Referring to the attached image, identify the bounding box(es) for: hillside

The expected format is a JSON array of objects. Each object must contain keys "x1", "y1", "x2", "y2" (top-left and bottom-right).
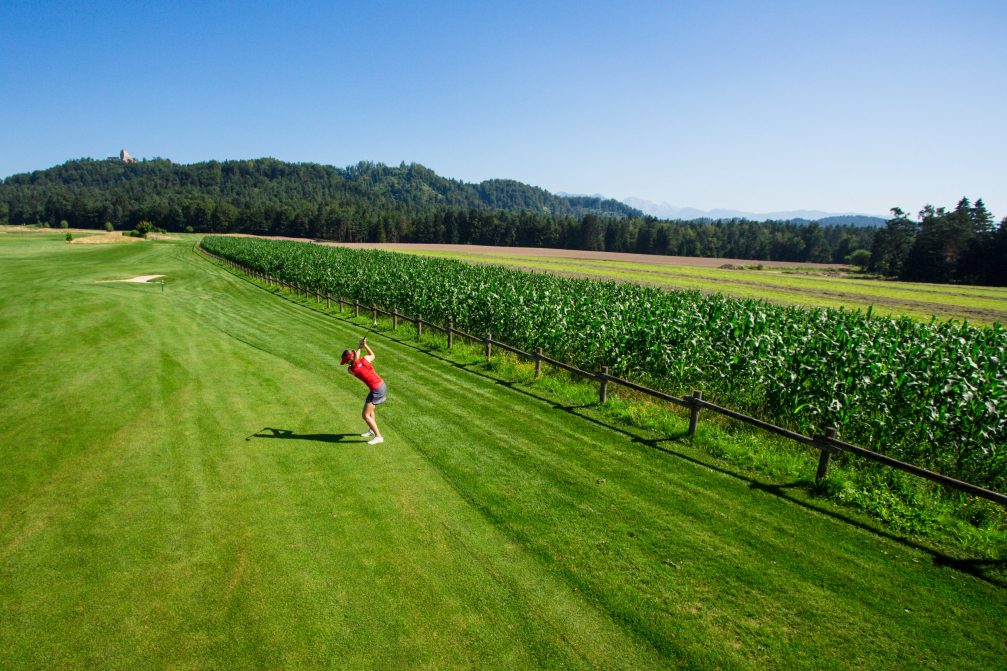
[
  {"x1": 817, "y1": 214, "x2": 886, "y2": 227},
  {"x1": 0, "y1": 156, "x2": 880, "y2": 264},
  {"x1": 0, "y1": 157, "x2": 640, "y2": 229}
]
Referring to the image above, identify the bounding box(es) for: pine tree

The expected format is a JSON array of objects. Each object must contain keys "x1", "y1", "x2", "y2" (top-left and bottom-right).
[
  {"x1": 870, "y1": 208, "x2": 917, "y2": 277},
  {"x1": 970, "y1": 198, "x2": 994, "y2": 234}
]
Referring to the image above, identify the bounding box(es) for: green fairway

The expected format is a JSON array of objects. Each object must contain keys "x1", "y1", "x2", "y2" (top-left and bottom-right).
[{"x1": 1, "y1": 232, "x2": 1005, "y2": 669}]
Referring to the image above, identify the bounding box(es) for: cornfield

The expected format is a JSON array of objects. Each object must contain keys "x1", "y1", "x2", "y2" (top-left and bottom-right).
[{"x1": 202, "y1": 236, "x2": 1007, "y2": 490}]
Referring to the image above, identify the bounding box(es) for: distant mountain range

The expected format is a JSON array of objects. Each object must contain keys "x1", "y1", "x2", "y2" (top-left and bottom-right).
[{"x1": 620, "y1": 197, "x2": 887, "y2": 227}]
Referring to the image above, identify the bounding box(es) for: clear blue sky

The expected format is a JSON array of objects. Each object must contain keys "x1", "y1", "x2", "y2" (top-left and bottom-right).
[{"x1": 2, "y1": 0, "x2": 1005, "y2": 218}]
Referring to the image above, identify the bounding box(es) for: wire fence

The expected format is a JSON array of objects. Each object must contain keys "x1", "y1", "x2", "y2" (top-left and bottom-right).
[{"x1": 197, "y1": 242, "x2": 1007, "y2": 508}]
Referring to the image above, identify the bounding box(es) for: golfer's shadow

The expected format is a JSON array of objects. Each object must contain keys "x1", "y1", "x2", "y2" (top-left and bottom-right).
[{"x1": 248, "y1": 427, "x2": 363, "y2": 444}]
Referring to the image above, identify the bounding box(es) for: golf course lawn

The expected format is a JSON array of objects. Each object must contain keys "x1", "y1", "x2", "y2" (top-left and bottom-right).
[{"x1": 1, "y1": 232, "x2": 1004, "y2": 669}]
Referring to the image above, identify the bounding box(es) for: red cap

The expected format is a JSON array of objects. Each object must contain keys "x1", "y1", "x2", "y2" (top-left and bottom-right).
[{"x1": 340, "y1": 351, "x2": 355, "y2": 365}]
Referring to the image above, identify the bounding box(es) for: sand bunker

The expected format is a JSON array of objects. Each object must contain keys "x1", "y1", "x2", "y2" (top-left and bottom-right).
[{"x1": 98, "y1": 275, "x2": 165, "y2": 283}]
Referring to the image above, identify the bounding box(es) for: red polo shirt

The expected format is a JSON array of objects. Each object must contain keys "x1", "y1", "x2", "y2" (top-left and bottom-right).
[{"x1": 350, "y1": 357, "x2": 384, "y2": 391}]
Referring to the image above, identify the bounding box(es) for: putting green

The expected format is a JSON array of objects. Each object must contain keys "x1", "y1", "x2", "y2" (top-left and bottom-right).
[{"x1": 0, "y1": 233, "x2": 1003, "y2": 669}]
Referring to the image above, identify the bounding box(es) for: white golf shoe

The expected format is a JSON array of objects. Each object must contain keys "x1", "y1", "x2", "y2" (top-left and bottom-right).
[
  {"x1": 360, "y1": 430, "x2": 374, "y2": 437},
  {"x1": 368, "y1": 436, "x2": 384, "y2": 445}
]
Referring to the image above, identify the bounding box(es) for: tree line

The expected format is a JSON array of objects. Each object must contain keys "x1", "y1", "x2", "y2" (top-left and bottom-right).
[
  {"x1": 3, "y1": 157, "x2": 1004, "y2": 281},
  {"x1": 0, "y1": 157, "x2": 874, "y2": 264},
  {"x1": 870, "y1": 199, "x2": 1007, "y2": 285},
  {"x1": 0, "y1": 157, "x2": 639, "y2": 225}
]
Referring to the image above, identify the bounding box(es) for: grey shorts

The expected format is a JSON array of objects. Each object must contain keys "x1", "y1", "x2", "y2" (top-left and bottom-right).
[{"x1": 366, "y1": 383, "x2": 387, "y2": 406}]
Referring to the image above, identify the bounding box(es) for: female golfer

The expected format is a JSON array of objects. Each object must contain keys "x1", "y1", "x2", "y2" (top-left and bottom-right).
[{"x1": 341, "y1": 337, "x2": 386, "y2": 445}]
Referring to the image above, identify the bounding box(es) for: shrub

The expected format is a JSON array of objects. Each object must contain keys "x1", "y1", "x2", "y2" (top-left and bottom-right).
[
  {"x1": 846, "y1": 249, "x2": 872, "y2": 269},
  {"x1": 132, "y1": 220, "x2": 166, "y2": 238}
]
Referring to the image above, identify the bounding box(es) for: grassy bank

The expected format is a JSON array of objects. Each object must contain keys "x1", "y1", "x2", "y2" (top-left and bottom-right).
[{"x1": 275, "y1": 263, "x2": 1006, "y2": 562}]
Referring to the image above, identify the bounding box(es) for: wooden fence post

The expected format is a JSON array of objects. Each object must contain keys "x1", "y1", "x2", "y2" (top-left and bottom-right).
[
  {"x1": 816, "y1": 427, "x2": 838, "y2": 482},
  {"x1": 326, "y1": 294, "x2": 331, "y2": 309},
  {"x1": 316, "y1": 289, "x2": 320, "y2": 304},
  {"x1": 418, "y1": 315, "x2": 423, "y2": 339},
  {"x1": 535, "y1": 348, "x2": 543, "y2": 378},
  {"x1": 599, "y1": 366, "x2": 609, "y2": 403},
  {"x1": 392, "y1": 309, "x2": 398, "y2": 331},
  {"x1": 354, "y1": 302, "x2": 360, "y2": 318},
  {"x1": 688, "y1": 390, "x2": 703, "y2": 436},
  {"x1": 371, "y1": 305, "x2": 377, "y2": 324},
  {"x1": 485, "y1": 333, "x2": 492, "y2": 361},
  {"x1": 447, "y1": 320, "x2": 453, "y2": 348}
]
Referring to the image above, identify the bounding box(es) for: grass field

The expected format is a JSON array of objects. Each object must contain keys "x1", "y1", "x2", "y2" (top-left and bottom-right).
[
  {"x1": 326, "y1": 243, "x2": 1007, "y2": 325},
  {"x1": 2, "y1": 230, "x2": 1005, "y2": 669}
]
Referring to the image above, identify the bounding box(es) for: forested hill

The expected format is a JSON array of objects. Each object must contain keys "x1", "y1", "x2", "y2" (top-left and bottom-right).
[
  {"x1": 4, "y1": 157, "x2": 1002, "y2": 283},
  {"x1": 0, "y1": 156, "x2": 881, "y2": 264},
  {"x1": 817, "y1": 215, "x2": 886, "y2": 228},
  {"x1": 0, "y1": 157, "x2": 640, "y2": 226}
]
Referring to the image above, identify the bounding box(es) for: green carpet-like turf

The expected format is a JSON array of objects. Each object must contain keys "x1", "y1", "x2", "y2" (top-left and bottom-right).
[{"x1": 1, "y1": 232, "x2": 1004, "y2": 669}]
